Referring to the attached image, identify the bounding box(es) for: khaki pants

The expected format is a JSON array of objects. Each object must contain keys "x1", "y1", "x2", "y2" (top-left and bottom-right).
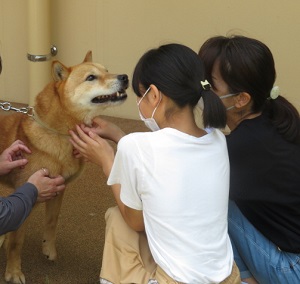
[
  {"x1": 100, "y1": 206, "x2": 241, "y2": 284},
  {"x1": 154, "y1": 264, "x2": 240, "y2": 284}
]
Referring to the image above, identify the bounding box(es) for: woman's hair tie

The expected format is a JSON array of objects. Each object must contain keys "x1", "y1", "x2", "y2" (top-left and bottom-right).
[
  {"x1": 268, "y1": 86, "x2": 280, "y2": 100},
  {"x1": 200, "y1": 80, "x2": 211, "y2": 91}
]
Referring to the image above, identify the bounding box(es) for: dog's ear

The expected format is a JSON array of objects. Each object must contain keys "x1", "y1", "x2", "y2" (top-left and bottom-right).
[
  {"x1": 52, "y1": 61, "x2": 70, "y2": 81},
  {"x1": 83, "y1": 51, "x2": 92, "y2": 62}
]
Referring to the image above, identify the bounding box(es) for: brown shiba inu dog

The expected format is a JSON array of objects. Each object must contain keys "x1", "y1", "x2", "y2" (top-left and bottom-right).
[{"x1": 0, "y1": 51, "x2": 128, "y2": 284}]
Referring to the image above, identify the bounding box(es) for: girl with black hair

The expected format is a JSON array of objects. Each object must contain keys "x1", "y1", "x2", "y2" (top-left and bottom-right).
[
  {"x1": 199, "y1": 35, "x2": 300, "y2": 284},
  {"x1": 70, "y1": 43, "x2": 240, "y2": 283}
]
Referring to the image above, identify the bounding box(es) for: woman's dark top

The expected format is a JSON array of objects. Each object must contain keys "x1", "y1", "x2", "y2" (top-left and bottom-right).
[{"x1": 227, "y1": 114, "x2": 300, "y2": 253}]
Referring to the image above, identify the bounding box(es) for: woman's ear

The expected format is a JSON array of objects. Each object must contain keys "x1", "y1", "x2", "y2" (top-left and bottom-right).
[
  {"x1": 148, "y1": 84, "x2": 162, "y2": 106},
  {"x1": 234, "y1": 92, "x2": 251, "y2": 108}
]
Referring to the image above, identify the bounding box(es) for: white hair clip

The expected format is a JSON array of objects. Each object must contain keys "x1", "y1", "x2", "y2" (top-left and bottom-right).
[
  {"x1": 269, "y1": 86, "x2": 280, "y2": 100},
  {"x1": 200, "y1": 80, "x2": 211, "y2": 91}
]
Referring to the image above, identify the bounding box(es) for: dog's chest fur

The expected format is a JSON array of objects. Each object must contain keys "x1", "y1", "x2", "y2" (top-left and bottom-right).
[{"x1": 0, "y1": 112, "x2": 83, "y2": 188}]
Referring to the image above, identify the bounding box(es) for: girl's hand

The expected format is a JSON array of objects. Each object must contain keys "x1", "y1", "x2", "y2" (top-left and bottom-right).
[
  {"x1": 80, "y1": 117, "x2": 125, "y2": 144},
  {"x1": 69, "y1": 125, "x2": 115, "y2": 177}
]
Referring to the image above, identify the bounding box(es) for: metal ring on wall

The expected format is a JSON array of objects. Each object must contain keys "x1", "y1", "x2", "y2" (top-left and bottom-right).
[{"x1": 27, "y1": 45, "x2": 58, "y2": 62}]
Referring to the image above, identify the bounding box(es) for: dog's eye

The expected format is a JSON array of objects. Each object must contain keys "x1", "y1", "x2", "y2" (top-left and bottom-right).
[{"x1": 86, "y1": 75, "x2": 96, "y2": 81}]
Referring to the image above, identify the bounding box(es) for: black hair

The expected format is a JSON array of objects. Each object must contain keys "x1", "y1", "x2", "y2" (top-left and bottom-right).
[
  {"x1": 132, "y1": 43, "x2": 226, "y2": 128},
  {"x1": 199, "y1": 35, "x2": 300, "y2": 144},
  {"x1": 0, "y1": 55, "x2": 2, "y2": 74}
]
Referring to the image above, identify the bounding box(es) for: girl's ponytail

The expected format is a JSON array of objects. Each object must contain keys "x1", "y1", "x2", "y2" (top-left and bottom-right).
[{"x1": 200, "y1": 80, "x2": 227, "y2": 129}]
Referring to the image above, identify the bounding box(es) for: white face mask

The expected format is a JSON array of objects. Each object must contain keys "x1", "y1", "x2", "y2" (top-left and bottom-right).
[
  {"x1": 197, "y1": 97, "x2": 204, "y2": 111},
  {"x1": 137, "y1": 87, "x2": 162, "y2": 131},
  {"x1": 197, "y1": 93, "x2": 236, "y2": 111},
  {"x1": 219, "y1": 93, "x2": 236, "y2": 111}
]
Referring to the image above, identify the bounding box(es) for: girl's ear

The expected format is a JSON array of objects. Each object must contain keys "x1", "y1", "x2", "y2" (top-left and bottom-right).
[
  {"x1": 148, "y1": 84, "x2": 162, "y2": 106},
  {"x1": 234, "y1": 92, "x2": 251, "y2": 108}
]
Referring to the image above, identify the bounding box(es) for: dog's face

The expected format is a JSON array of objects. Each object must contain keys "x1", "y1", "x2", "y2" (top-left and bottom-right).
[{"x1": 51, "y1": 51, "x2": 128, "y2": 124}]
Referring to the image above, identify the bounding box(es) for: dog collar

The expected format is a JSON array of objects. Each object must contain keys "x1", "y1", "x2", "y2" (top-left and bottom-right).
[{"x1": 31, "y1": 108, "x2": 70, "y2": 137}]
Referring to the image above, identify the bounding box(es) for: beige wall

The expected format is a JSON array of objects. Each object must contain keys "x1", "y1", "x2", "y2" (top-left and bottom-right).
[
  {"x1": 0, "y1": 1, "x2": 28, "y2": 105},
  {"x1": 1, "y1": 0, "x2": 300, "y2": 119}
]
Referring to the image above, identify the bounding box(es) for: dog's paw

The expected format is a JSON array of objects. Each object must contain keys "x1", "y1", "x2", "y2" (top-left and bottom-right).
[
  {"x1": 5, "y1": 270, "x2": 26, "y2": 284},
  {"x1": 42, "y1": 239, "x2": 57, "y2": 260}
]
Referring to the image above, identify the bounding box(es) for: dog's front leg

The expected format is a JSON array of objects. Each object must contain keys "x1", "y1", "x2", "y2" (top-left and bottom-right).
[
  {"x1": 0, "y1": 234, "x2": 5, "y2": 248},
  {"x1": 42, "y1": 192, "x2": 64, "y2": 260},
  {"x1": 4, "y1": 221, "x2": 28, "y2": 284}
]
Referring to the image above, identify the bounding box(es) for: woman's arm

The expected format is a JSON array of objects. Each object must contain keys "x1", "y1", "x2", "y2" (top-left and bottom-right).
[{"x1": 0, "y1": 183, "x2": 37, "y2": 234}]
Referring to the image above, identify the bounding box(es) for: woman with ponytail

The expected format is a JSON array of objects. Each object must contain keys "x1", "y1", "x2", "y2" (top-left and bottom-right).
[
  {"x1": 70, "y1": 43, "x2": 240, "y2": 283},
  {"x1": 199, "y1": 35, "x2": 300, "y2": 284}
]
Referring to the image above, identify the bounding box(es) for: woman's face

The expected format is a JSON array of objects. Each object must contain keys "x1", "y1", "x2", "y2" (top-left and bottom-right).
[
  {"x1": 211, "y1": 62, "x2": 228, "y2": 96},
  {"x1": 211, "y1": 61, "x2": 235, "y2": 110}
]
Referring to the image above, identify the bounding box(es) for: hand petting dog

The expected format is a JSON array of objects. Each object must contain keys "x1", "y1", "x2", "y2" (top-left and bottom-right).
[
  {"x1": 0, "y1": 140, "x2": 31, "y2": 175},
  {"x1": 69, "y1": 124, "x2": 115, "y2": 178}
]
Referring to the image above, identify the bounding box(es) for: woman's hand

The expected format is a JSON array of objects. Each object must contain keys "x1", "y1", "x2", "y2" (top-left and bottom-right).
[
  {"x1": 69, "y1": 125, "x2": 115, "y2": 177},
  {"x1": 0, "y1": 140, "x2": 31, "y2": 175},
  {"x1": 27, "y1": 168, "x2": 66, "y2": 202}
]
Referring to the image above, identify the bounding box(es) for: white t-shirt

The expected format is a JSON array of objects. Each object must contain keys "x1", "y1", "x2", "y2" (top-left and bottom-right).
[{"x1": 107, "y1": 127, "x2": 233, "y2": 283}]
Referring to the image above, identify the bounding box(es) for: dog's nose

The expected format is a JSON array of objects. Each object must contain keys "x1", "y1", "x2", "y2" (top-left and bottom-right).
[{"x1": 118, "y1": 74, "x2": 129, "y2": 85}]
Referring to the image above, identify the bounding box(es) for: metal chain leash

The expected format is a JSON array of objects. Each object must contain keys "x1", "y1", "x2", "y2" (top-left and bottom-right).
[
  {"x1": 0, "y1": 102, "x2": 69, "y2": 136},
  {"x1": 0, "y1": 102, "x2": 34, "y2": 116}
]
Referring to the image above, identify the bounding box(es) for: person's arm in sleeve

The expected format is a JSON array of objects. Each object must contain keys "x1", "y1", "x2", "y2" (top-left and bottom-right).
[
  {"x1": 0, "y1": 183, "x2": 37, "y2": 234},
  {"x1": 0, "y1": 168, "x2": 65, "y2": 235}
]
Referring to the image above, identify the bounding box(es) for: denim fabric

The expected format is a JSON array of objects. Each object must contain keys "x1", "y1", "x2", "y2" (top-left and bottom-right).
[{"x1": 228, "y1": 201, "x2": 300, "y2": 284}]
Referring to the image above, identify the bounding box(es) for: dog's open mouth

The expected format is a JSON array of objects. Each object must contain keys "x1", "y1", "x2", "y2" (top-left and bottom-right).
[{"x1": 91, "y1": 91, "x2": 127, "y2": 104}]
